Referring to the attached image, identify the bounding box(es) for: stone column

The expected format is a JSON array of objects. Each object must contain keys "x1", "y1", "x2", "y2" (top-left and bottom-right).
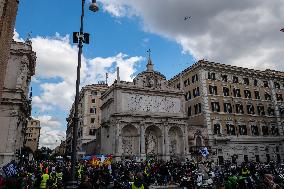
[
  {"x1": 164, "y1": 126, "x2": 170, "y2": 161},
  {"x1": 115, "y1": 122, "x2": 122, "y2": 161},
  {"x1": 183, "y1": 126, "x2": 189, "y2": 159},
  {"x1": 140, "y1": 124, "x2": 146, "y2": 160}
]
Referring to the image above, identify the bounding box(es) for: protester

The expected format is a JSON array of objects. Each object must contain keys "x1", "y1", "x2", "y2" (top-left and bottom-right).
[{"x1": 1, "y1": 156, "x2": 284, "y2": 189}]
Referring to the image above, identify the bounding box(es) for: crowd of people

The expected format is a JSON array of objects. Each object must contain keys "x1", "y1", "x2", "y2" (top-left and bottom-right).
[{"x1": 0, "y1": 157, "x2": 284, "y2": 189}]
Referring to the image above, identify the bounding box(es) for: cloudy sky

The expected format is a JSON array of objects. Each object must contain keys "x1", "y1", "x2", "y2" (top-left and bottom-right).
[{"x1": 15, "y1": 0, "x2": 284, "y2": 149}]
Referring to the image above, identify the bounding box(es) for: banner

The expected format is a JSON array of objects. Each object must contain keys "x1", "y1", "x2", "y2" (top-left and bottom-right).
[{"x1": 2, "y1": 162, "x2": 18, "y2": 177}]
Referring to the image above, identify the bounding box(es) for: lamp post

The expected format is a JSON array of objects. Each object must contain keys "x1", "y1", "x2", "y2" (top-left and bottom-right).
[{"x1": 69, "y1": 0, "x2": 99, "y2": 188}]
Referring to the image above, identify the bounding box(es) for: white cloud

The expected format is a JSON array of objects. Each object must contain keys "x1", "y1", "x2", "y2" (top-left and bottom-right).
[
  {"x1": 98, "y1": 0, "x2": 284, "y2": 71},
  {"x1": 35, "y1": 115, "x2": 65, "y2": 149},
  {"x1": 17, "y1": 32, "x2": 143, "y2": 148},
  {"x1": 13, "y1": 29, "x2": 24, "y2": 42},
  {"x1": 84, "y1": 53, "x2": 143, "y2": 85}
]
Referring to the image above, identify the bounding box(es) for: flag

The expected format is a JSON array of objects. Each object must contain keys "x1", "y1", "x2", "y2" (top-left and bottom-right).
[
  {"x1": 90, "y1": 155, "x2": 100, "y2": 167},
  {"x1": 200, "y1": 147, "x2": 209, "y2": 157},
  {"x1": 103, "y1": 154, "x2": 113, "y2": 166}
]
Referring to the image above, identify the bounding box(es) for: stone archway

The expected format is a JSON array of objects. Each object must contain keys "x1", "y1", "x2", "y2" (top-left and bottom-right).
[
  {"x1": 145, "y1": 125, "x2": 162, "y2": 156},
  {"x1": 121, "y1": 125, "x2": 139, "y2": 156},
  {"x1": 168, "y1": 126, "x2": 184, "y2": 156}
]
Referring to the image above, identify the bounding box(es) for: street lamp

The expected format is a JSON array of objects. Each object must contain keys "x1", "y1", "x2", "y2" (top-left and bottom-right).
[{"x1": 69, "y1": 0, "x2": 98, "y2": 188}]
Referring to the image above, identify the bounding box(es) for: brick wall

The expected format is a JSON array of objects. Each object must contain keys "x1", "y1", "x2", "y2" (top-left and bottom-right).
[{"x1": 0, "y1": 0, "x2": 19, "y2": 102}]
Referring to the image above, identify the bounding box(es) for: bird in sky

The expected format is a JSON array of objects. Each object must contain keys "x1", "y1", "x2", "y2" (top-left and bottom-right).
[{"x1": 184, "y1": 16, "x2": 191, "y2": 21}]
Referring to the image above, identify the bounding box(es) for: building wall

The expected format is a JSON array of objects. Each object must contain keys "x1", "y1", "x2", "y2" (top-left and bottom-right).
[
  {"x1": 0, "y1": 40, "x2": 36, "y2": 166},
  {"x1": 0, "y1": 0, "x2": 19, "y2": 102},
  {"x1": 169, "y1": 60, "x2": 284, "y2": 164},
  {"x1": 25, "y1": 119, "x2": 40, "y2": 152},
  {"x1": 66, "y1": 84, "x2": 108, "y2": 158}
]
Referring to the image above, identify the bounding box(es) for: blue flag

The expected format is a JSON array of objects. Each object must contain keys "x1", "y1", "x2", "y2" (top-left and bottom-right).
[{"x1": 199, "y1": 147, "x2": 209, "y2": 157}]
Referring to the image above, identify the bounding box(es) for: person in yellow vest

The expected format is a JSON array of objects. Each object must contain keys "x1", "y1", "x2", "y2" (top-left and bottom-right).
[
  {"x1": 241, "y1": 165, "x2": 250, "y2": 177},
  {"x1": 40, "y1": 172, "x2": 50, "y2": 189},
  {"x1": 132, "y1": 172, "x2": 149, "y2": 189}
]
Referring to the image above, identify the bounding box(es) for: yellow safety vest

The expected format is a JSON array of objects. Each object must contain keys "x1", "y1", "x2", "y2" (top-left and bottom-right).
[
  {"x1": 40, "y1": 173, "x2": 49, "y2": 189},
  {"x1": 132, "y1": 183, "x2": 144, "y2": 189}
]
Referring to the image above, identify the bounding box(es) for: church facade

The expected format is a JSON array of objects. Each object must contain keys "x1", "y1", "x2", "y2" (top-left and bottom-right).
[{"x1": 98, "y1": 57, "x2": 205, "y2": 161}]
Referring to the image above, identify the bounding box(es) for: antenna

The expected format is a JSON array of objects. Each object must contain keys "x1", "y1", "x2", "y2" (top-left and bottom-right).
[{"x1": 106, "y1": 73, "x2": 108, "y2": 85}]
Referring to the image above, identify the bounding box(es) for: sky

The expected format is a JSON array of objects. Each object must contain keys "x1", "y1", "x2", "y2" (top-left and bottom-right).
[{"x1": 14, "y1": 0, "x2": 284, "y2": 149}]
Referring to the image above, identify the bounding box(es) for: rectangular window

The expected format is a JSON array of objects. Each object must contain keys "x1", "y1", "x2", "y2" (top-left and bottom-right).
[
  {"x1": 194, "y1": 103, "x2": 202, "y2": 114},
  {"x1": 185, "y1": 91, "x2": 191, "y2": 101},
  {"x1": 188, "y1": 106, "x2": 191, "y2": 116},
  {"x1": 223, "y1": 87, "x2": 229, "y2": 96},
  {"x1": 92, "y1": 98, "x2": 96, "y2": 103},
  {"x1": 244, "y1": 90, "x2": 251, "y2": 98},
  {"x1": 90, "y1": 108, "x2": 94, "y2": 113},
  {"x1": 221, "y1": 74, "x2": 228, "y2": 82},
  {"x1": 265, "y1": 92, "x2": 271, "y2": 100},
  {"x1": 233, "y1": 88, "x2": 241, "y2": 97},
  {"x1": 208, "y1": 72, "x2": 216, "y2": 80},
  {"x1": 271, "y1": 126, "x2": 279, "y2": 136},
  {"x1": 224, "y1": 103, "x2": 232, "y2": 113},
  {"x1": 91, "y1": 118, "x2": 95, "y2": 123},
  {"x1": 243, "y1": 78, "x2": 249, "y2": 85},
  {"x1": 89, "y1": 129, "x2": 96, "y2": 135},
  {"x1": 211, "y1": 102, "x2": 220, "y2": 112},
  {"x1": 236, "y1": 104, "x2": 244, "y2": 114},
  {"x1": 267, "y1": 107, "x2": 275, "y2": 116},
  {"x1": 233, "y1": 76, "x2": 238, "y2": 83},
  {"x1": 239, "y1": 125, "x2": 247, "y2": 135},
  {"x1": 257, "y1": 106, "x2": 265, "y2": 115},
  {"x1": 254, "y1": 91, "x2": 260, "y2": 99},
  {"x1": 262, "y1": 126, "x2": 269, "y2": 136},
  {"x1": 209, "y1": 85, "x2": 217, "y2": 95},
  {"x1": 192, "y1": 74, "x2": 198, "y2": 83},
  {"x1": 247, "y1": 104, "x2": 255, "y2": 114},
  {"x1": 277, "y1": 94, "x2": 283, "y2": 101},
  {"x1": 251, "y1": 125, "x2": 259, "y2": 136},
  {"x1": 193, "y1": 87, "x2": 200, "y2": 97},
  {"x1": 214, "y1": 124, "x2": 221, "y2": 135},
  {"x1": 177, "y1": 83, "x2": 180, "y2": 89},
  {"x1": 226, "y1": 124, "x2": 235, "y2": 135},
  {"x1": 254, "y1": 79, "x2": 258, "y2": 86},
  {"x1": 263, "y1": 81, "x2": 269, "y2": 87}
]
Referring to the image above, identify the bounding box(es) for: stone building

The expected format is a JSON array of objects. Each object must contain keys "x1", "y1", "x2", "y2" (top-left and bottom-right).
[
  {"x1": 0, "y1": 40, "x2": 36, "y2": 165},
  {"x1": 53, "y1": 140, "x2": 66, "y2": 156},
  {"x1": 169, "y1": 60, "x2": 284, "y2": 164},
  {"x1": 66, "y1": 84, "x2": 108, "y2": 158},
  {"x1": 25, "y1": 118, "x2": 40, "y2": 153},
  {"x1": 0, "y1": 0, "x2": 19, "y2": 102},
  {"x1": 98, "y1": 57, "x2": 189, "y2": 161}
]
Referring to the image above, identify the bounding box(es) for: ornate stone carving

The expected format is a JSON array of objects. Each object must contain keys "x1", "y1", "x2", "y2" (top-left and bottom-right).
[{"x1": 145, "y1": 130, "x2": 158, "y2": 154}]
